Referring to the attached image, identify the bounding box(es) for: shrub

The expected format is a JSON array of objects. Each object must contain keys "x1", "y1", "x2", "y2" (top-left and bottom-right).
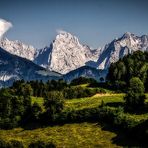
[
  {"x1": 8, "y1": 140, "x2": 24, "y2": 148},
  {"x1": 0, "y1": 139, "x2": 8, "y2": 148},
  {"x1": 31, "y1": 102, "x2": 42, "y2": 120},
  {"x1": 97, "y1": 106, "x2": 138, "y2": 130},
  {"x1": 124, "y1": 77, "x2": 146, "y2": 111},
  {"x1": 44, "y1": 91, "x2": 64, "y2": 121}
]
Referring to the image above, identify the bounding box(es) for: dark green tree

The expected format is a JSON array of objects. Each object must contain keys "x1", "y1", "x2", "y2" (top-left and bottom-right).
[
  {"x1": 44, "y1": 91, "x2": 64, "y2": 121},
  {"x1": 124, "y1": 77, "x2": 146, "y2": 110},
  {"x1": 31, "y1": 102, "x2": 42, "y2": 120},
  {"x1": 0, "y1": 89, "x2": 12, "y2": 118}
]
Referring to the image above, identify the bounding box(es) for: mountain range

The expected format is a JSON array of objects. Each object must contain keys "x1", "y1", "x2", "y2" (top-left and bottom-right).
[{"x1": 0, "y1": 31, "x2": 147, "y2": 87}]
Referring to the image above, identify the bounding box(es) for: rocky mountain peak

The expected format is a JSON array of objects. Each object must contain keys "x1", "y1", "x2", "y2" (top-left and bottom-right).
[
  {"x1": 97, "y1": 33, "x2": 148, "y2": 70},
  {"x1": 122, "y1": 32, "x2": 134, "y2": 38},
  {"x1": 53, "y1": 30, "x2": 80, "y2": 50},
  {"x1": 46, "y1": 31, "x2": 100, "y2": 74},
  {"x1": 0, "y1": 37, "x2": 36, "y2": 61}
]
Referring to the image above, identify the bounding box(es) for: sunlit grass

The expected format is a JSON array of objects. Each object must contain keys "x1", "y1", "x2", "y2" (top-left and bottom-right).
[
  {"x1": 0, "y1": 122, "x2": 120, "y2": 148},
  {"x1": 65, "y1": 93, "x2": 125, "y2": 110},
  {"x1": 31, "y1": 96, "x2": 44, "y2": 106}
]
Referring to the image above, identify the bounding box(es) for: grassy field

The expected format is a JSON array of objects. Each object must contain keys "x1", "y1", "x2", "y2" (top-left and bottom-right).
[
  {"x1": 65, "y1": 93, "x2": 125, "y2": 110},
  {"x1": 0, "y1": 122, "x2": 120, "y2": 148},
  {"x1": 1, "y1": 90, "x2": 148, "y2": 147}
]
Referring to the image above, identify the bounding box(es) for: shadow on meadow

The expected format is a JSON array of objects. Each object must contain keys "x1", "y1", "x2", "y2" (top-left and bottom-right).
[
  {"x1": 106, "y1": 102, "x2": 148, "y2": 114},
  {"x1": 99, "y1": 121, "x2": 148, "y2": 147},
  {"x1": 105, "y1": 102, "x2": 124, "y2": 108}
]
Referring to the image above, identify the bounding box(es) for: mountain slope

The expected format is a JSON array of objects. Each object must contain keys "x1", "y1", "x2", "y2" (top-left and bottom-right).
[
  {"x1": 63, "y1": 66, "x2": 107, "y2": 82},
  {"x1": 0, "y1": 47, "x2": 61, "y2": 87},
  {"x1": 97, "y1": 32, "x2": 148, "y2": 69}
]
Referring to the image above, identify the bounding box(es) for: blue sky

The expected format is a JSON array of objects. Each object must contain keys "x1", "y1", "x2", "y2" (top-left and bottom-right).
[{"x1": 0, "y1": 0, "x2": 148, "y2": 49}]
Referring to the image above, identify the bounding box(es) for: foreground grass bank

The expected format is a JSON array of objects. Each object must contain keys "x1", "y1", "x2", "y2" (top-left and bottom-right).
[{"x1": 0, "y1": 122, "x2": 119, "y2": 148}]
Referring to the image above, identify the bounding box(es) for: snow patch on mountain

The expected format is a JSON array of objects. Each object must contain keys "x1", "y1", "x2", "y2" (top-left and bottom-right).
[{"x1": 0, "y1": 73, "x2": 17, "y2": 81}]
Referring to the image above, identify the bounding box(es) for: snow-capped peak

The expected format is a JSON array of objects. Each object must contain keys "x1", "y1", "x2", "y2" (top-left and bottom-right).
[
  {"x1": 122, "y1": 32, "x2": 134, "y2": 38},
  {"x1": 34, "y1": 31, "x2": 100, "y2": 74},
  {"x1": 0, "y1": 37, "x2": 36, "y2": 61},
  {"x1": 55, "y1": 30, "x2": 80, "y2": 47},
  {"x1": 48, "y1": 31, "x2": 100, "y2": 74},
  {"x1": 97, "y1": 32, "x2": 148, "y2": 69}
]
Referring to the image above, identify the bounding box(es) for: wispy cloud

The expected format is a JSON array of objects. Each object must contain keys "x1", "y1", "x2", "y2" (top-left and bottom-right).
[
  {"x1": 56, "y1": 29, "x2": 67, "y2": 34},
  {"x1": 0, "y1": 18, "x2": 12, "y2": 39}
]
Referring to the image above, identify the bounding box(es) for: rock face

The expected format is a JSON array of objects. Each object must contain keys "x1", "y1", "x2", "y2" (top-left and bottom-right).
[
  {"x1": 97, "y1": 32, "x2": 148, "y2": 69},
  {"x1": 34, "y1": 31, "x2": 100, "y2": 74},
  {"x1": 34, "y1": 46, "x2": 52, "y2": 69},
  {"x1": 0, "y1": 47, "x2": 61, "y2": 88},
  {"x1": 0, "y1": 37, "x2": 36, "y2": 61}
]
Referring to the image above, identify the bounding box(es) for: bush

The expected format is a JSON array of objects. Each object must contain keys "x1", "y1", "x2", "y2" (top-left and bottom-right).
[
  {"x1": 97, "y1": 106, "x2": 138, "y2": 130},
  {"x1": 0, "y1": 116, "x2": 20, "y2": 129},
  {"x1": 44, "y1": 91, "x2": 64, "y2": 121},
  {"x1": 56, "y1": 105, "x2": 138, "y2": 131},
  {"x1": 8, "y1": 140, "x2": 24, "y2": 148},
  {"x1": 31, "y1": 102, "x2": 42, "y2": 120},
  {"x1": 0, "y1": 139, "x2": 8, "y2": 148},
  {"x1": 124, "y1": 77, "x2": 146, "y2": 111},
  {"x1": 56, "y1": 107, "x2": 100, "y2": 123}
]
